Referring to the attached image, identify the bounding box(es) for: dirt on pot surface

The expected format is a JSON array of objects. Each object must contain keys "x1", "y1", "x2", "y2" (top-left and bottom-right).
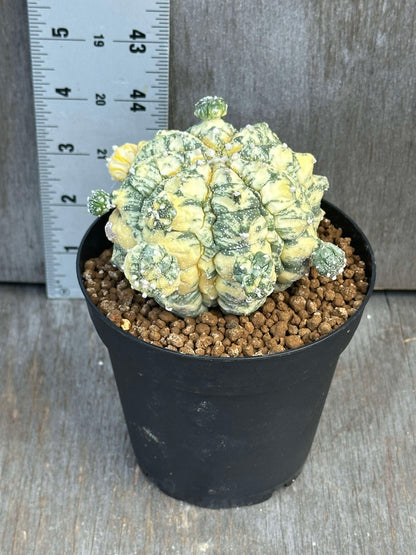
[{"x1": 82, "y1": 218, "x2": 369, "y2": 357}]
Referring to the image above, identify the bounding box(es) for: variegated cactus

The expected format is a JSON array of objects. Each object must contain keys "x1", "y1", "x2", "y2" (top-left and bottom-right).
[{"x1": 88, "y1": 96, "x2": 345, "y2": 317}]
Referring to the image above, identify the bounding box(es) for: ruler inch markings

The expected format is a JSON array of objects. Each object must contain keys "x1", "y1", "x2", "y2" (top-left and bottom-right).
[{"x1": 28, "y1": 0, "x2": 170, "y2": 299}]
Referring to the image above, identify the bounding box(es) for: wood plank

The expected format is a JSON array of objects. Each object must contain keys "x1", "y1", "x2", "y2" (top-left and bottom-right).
[
  {"x1": 1, "y1": 0, "x2": 416, "y2": 287},
  {"x1": 168, "y1": 0, "x2": 416, "y2": 289},
  {"x1": 1, "y1": 286, "x2": 415, "y2": 553},
  {"x1": 0, "y1": 0, "x2": 44, "y2": 283}
]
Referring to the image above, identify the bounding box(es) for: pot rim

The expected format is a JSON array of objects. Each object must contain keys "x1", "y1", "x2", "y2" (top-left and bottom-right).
[{"x1": 77, "y1": 199, "x2": 376, "y2": 363}]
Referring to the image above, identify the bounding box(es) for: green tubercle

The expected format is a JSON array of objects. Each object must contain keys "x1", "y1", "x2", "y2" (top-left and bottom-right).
[
  {"x1": 233, "y1": 251, "x2": 275, "y2": 299},
  {"x1": 194, "y1": 96, "x2": 228, "y2": 120},
  {"x1": 311, "y1": 240, "x2": 346, "y2": 280},
  {"x1": 88, "y1": 189, "x2": 114, "y2": 216},
  {"x1": 124, "y1": 243, "x2": 181, "y2": 299}
]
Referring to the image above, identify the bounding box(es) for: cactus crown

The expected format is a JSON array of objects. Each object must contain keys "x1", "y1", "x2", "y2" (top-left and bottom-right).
[
  {"x1": 88, "y1": 97, "x2": 345, "y2": 317},
  {"x1": 194, "y1": 96, "x2": 228, "y2": 120}
]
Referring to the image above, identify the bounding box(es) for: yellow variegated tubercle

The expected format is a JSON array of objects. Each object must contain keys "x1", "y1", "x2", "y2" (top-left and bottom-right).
[
  {"x1": 88, "y1": 96, "x2": 346, "y2": 317},
  {"x1": 107, "y1": 142, "x2": 146, "y2": 182}
]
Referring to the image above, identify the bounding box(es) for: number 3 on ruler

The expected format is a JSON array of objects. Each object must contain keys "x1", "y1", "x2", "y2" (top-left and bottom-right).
[{"x1": 58, "y1": 144, "x2": 74, "y2": 152}]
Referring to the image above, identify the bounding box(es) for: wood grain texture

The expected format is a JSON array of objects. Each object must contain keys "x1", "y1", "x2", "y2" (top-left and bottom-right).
[
  {"x1": 168, "y1": 0, "x2": 416, "y2": 290},
  {"x1": 1, "y1": 286, "x2": 415, "y2": 553},
  {"x1": 1, "y1": 0, "x2": 416, "y2": 287},
  {"x1": 0, "y1": 0, "x2": 44, "y2": 283}
]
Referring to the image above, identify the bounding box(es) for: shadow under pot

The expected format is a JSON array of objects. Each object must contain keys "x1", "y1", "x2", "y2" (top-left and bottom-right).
[{"x1": 76, "y1": 199, "x2": 376, "y2": 509}]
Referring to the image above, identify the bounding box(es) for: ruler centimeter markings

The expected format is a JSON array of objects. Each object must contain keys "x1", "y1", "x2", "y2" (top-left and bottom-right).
[{"x1": 27, "y1": 0, "x2": 170, "y2": 298}]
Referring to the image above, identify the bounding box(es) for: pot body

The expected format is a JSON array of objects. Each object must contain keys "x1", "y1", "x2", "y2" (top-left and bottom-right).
[{"x1": 77, "y1": 201, "x2": 375, "y2": 508}]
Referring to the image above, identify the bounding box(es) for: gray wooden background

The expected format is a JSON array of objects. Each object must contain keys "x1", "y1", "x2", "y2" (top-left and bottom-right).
[{"x1": 1, "y1": 0, "x2": 415, "y2": 288}]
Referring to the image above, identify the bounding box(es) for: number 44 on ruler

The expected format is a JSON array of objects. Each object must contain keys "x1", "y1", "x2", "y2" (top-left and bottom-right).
[{"x1": 27, "y1": 0, "x2": 169, "y2": 298}]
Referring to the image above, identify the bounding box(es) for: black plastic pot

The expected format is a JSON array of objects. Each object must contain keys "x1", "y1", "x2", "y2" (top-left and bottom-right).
[{"x1": 77, "y1": 200, "x2": 375, "y2": 508}]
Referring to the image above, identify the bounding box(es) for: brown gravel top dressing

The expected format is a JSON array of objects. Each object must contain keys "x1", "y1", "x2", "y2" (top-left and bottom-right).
[{"x1": 83, "y1": 218, "x2": 369, "y2": 357}]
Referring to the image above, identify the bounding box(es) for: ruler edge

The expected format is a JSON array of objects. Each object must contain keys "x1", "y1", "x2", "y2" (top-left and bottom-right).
[{"x1": 26, "y1": 0, "x2": 170, "y2": 299}]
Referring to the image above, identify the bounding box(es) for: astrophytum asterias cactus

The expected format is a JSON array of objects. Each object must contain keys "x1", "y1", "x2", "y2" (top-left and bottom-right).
[{"x1": 88, "y1": 96, "x2": 346, "y2": 317}]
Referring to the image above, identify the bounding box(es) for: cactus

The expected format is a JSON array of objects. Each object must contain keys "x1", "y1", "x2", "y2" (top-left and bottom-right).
[{"x1": 88, "y1": 96, "x2": 346, "y2": 317}]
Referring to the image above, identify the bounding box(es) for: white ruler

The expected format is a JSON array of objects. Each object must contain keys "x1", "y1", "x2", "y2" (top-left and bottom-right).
[{"x1": 27, "y1": 0, "x2": 170, "y2": 298}]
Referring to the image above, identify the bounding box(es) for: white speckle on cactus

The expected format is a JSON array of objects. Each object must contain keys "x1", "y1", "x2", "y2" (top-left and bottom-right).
[
  {"x1": 112, "y1": 145, "x2": 118, "y2": 151},
  {"x1": 290, "y1": 186, "x2": 296, "y2": 192},
  {"x1": 104, "y1": 221, "x2": 117, "y2": 241},
  {"x1": 225, "y1": 143, "x2": 232, "y2": 150},
  {"x1": 240, "y1": 232, "x2": 249, "y2": 238},
  {"x1": 307, "y1": 218, "x2": 314, "y2": 224},
  {"x1": 148, "y1": 208, "x2": 160, "y2": 220},
  {"x1": 282, "y1": 143, "x2": 288, "y2": 149},
  {"x1": 206, "y1": 148, "x2": 215, "y2": 157},
  {"x1": 313, "y1": 156, "x2": 317, "y2": 164}
]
